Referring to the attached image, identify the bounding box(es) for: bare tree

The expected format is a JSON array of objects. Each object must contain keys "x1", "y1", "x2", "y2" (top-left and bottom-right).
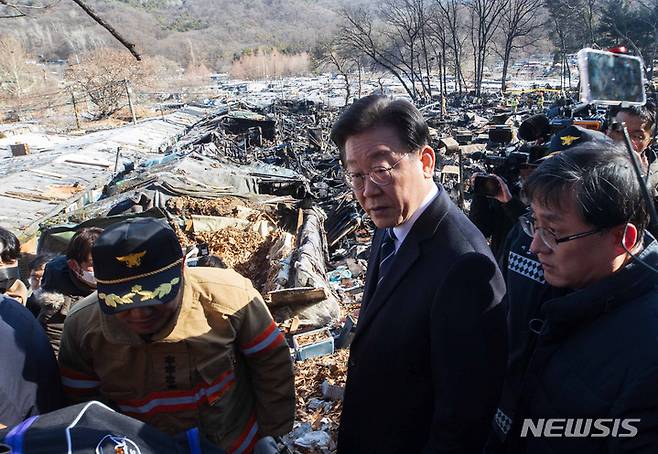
[
  {"x1": 66, "y1": 48, "x2": 154, "y2": 117},
  {"x1": 496, "y1": 0, "x2": 544, "y2": 92},
  {"x1": 581, "y1": 0, "x2": 598, "y2": 46},
  {"x1": 544, "y1": 0, "x2": 586, "y2": 90},
  {"x1": 0, "y1": 37, "x2": 40, "y2": 99},
  {"x1": 378, "y1": 0, "x2": 434, "y2": 100},
  {"x1": 466, "y1": 0, "x2": 506, "y2": 96},
  {"x1": 425, "y1": 8, "x2": 449, "y2": 96},
  {"x1": 0, "y1": 36, "x2": 48, "y2": 121},
  {"x1": 312, "y1": 39, "x2": 358, "y2": 105},
  {"x1": 434, "y1": 0, "x2": 469, "y2": 93},
  {"x1": 338, "y1": 5, "x2": 418, "y2": 100},
  {"x1": 418, "y1": 2, "x2": 434, "y2": 99}
]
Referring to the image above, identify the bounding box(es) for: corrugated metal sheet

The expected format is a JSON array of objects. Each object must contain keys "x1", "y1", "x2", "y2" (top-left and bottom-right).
[{"x1": 0, "y1": 106, "x2": 213, "y2": 241}]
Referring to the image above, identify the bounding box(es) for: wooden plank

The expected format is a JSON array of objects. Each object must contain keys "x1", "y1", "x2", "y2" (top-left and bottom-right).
[
  {"x1": 30, "y1": 169, "x2": 65, "y2": 179},
  {"x1": 62, "y1": 158, "x2": 111, "y2": 168},
  {"x1": 267, "y1": 286, "x2": 327, "y2": 307},
  {"x1": 296, "y1": 207, "x2": 304, "y2": 232}
]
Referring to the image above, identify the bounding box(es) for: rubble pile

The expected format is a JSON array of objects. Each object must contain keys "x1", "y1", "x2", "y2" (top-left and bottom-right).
[
  {"x1": 0, "y1": 65, "x2": 585, "y2": 454},
  {"x1": 196, "y1": 228, "x2": 277, "y2": 292},
  {"x1": 166, "y1": 101, "x2": 365, "y2": 451},
  {"x1": 167, "y1": 195, "x2": 261, "y2": 219},
  {"x1": 15, "y1": 90, "x2": 567, "y2": 451},
  {"x1": 163, "y1": 196, "x2": 283, "y2": 293},
  {"x1": 282, "y1": 349, "x2": 350, "y2": 453}
]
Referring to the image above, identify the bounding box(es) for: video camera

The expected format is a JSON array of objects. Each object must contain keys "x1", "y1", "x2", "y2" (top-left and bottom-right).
[
  {"x1": 470, "y1": 106, "x2": 609, "y2": 198},
  {"x1": 469, "y1": 47, "x2": 649, "y2": 200},
  {"x1": 469, "y1": 127, "x2": 533, "y2": 197},
  {"x1": 470, "y1": 149, "x2": 528, "y2": 179},
  {"x1": 518, "y1": 105, "x2": 607, "y2": 145}
]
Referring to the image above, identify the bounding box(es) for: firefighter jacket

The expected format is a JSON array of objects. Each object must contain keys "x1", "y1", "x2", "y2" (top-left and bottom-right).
[{"x1": 58, "y1": 266, "x2": 295, "y2": 454}]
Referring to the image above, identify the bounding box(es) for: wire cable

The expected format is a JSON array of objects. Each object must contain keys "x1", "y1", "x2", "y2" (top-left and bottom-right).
[{"x1": 622, "y1": 224, "x2": 658, "y2": 275}]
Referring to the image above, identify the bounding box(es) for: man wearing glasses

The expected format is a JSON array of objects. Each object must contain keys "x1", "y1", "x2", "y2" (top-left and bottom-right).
[
  {"x1": 331, "y1": 95, "x2": 507, "y2": 453},
  {"x1": 490, "y1": 128, "x2": 613, "y2": 450},
  {"x1": 488, "y1": 142, "x2": 658, "y2": 453}
]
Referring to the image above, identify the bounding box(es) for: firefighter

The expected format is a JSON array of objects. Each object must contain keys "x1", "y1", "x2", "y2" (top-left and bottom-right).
[{"x1": 59, "y1": 218, "x2": 295, "y2": 453}]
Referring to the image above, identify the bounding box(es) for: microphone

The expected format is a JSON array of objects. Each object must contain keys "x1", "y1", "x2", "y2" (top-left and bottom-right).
[{"x1": 518, "y1": 114, "x2": 551, "y2": 141}]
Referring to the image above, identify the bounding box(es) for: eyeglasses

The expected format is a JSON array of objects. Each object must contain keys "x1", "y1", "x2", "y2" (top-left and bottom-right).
[
  {"x1": 344, "y1": 153, "x2": 410, "y2": 190},
  {"x1": 519, "y1": 213, "x2": 602, "y2": 251}
]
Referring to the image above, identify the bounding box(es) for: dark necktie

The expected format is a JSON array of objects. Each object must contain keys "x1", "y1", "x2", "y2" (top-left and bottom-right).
[{"x1": 378, "y1": 228, "x2": 397, "y2": 286}]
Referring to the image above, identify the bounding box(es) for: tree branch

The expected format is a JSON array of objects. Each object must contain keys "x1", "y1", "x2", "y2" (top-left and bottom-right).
[
  {"x1": 69, "y1": 0, "x2": 141, "y2": 61},
  {"x1": 0, "y1": 0, "x2": 60, "y2": 18}
]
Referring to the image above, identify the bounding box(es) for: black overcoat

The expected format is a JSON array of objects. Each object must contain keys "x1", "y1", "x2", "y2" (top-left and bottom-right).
[{"x1": 338, "y1": 186, "x2": 507, "y2": 453}]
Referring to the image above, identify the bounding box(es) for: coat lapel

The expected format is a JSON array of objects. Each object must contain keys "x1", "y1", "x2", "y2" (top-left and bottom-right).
[
  {"x1": 360, "y1": 229, "x2": 384, "y2": 315},
  {"x1": 353, "y1": 186, "x2": 450, "y2": 344}
]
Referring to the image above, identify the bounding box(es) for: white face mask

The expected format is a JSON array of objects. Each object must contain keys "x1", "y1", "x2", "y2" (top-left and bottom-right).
[{"x1": 80, "y1": 270, "x2": 96, "y2": 286}]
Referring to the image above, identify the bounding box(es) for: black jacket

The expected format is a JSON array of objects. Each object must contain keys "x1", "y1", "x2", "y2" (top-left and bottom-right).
[
  {"x1": 469, "y1": 195, "x2": 526, "y2": 263},
  {"x1": 41, "y1": 255, "x2": 94, "y2": 298},
  {"x1": 34, "y1": 290, "x2": 77, "y2": 356},
  {"x1": 38, "y1": 255, "x2": 94, "y2": 353},
  {"x1": 0, "y1": 296, "x2": 62, "y2": 426},
  {"x1": 338, "y1": 186, "x2": 507, "y2": 454},
  {"x1": 490, "y1": 233, "x2": 658, "y2": 453}
]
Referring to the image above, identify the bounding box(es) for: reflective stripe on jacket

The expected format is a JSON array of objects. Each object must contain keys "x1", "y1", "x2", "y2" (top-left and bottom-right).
[{"x1": 58, "y1": 267, "x2": 295, "y2": 452}]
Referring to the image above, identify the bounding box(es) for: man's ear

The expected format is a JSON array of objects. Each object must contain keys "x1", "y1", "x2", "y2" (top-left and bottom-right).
[
  {"x1": 419, "y1": 145, "x2": 436, "y2": 178},
  {"x1": 614, "y1": 223, "x2": 638, "y2": 254}
]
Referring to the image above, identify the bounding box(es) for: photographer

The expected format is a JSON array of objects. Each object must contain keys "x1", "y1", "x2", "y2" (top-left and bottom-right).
[
  {"x1": 469, "y1": 174, "x2": 527, "y2": 261},
  {"x1": 607, "y1": 102, "x2": 655, "y2": 158},
  {"x1": 607, "y1": 102, "x2": 658, "y2": 239},
  {"x1": 469, "y1": 125, "x2": 596, "y2": 261}
]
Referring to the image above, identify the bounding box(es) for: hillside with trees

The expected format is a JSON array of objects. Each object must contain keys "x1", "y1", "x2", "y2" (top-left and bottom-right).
[
  {"x1": 3, "y1": 0, "x2": 658, "y2": 101},
  {"x1": 3, "y1": 0, "x2": 355, "y2": 68}
]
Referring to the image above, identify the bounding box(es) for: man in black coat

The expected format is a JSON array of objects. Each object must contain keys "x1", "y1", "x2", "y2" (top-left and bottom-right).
[
  {"x1": 0, "y1": 295, "x2": 63, "y2": 427},
  {"x1": 36, "y1": 227, "x2": 102, "y2": 354},
  {"x1": 488, "y1": 143, "x2": 658, "y2": 453},
  {"x1": 331, "y1": 95, "x2": 507, "y2": 453}
]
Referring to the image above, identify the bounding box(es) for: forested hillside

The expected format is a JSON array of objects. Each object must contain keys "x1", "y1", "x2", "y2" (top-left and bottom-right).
[{"x1": 7, "y1": 0, "x2": 356, "y2": 68}]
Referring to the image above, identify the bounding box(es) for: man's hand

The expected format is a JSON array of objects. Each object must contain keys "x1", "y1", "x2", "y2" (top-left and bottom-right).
[
  {"x1": 254, "y1": 436, "x2": 279, "y2": 454},
  {"x1": 490, "y1": 175, "x2": 513, "y2": 203}
]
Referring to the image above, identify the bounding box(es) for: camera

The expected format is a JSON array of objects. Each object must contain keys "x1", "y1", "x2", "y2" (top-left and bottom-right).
[
  {"x1": 469, "y1": 147, "x2": 530, "y2": 197},
  {"x1": 473, "y1": 175, "x2": 501, "y2": 198}
]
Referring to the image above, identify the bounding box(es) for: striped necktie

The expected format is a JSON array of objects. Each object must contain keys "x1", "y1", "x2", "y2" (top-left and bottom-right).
[{"x1": 377, "y1": 228, "x2": 397, "y2": 286}]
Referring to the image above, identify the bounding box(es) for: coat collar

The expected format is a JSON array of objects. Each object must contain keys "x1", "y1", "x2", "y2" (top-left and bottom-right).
[
  {"x1": 541, "y1": 234, "x2": 658, "y2": 330},
  {"x1": 355, "y1": 185, "x2": 450, "y2": 342}
]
